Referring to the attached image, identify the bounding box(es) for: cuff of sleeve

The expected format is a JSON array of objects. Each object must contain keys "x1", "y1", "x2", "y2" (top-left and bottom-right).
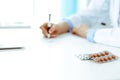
[
  {"x1": 63, "y1": 19, "x2": 73, "y2": 32},
  {"x1": 87, "y1": 29, "x2": 97, "y2": 43}
]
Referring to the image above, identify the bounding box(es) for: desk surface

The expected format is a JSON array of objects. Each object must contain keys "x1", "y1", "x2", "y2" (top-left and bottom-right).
[{"x1": 0, "y1": 28, "x2": 120, "y2": 80}]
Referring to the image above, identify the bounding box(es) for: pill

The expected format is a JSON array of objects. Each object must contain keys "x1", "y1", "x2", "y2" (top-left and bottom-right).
[
  {"x1": 104, "y1": 51, "x2": 109, "y2": 55},
  {"x1": 92, "y1": 54, "x2": 97, "y2": 58},
  {"x1": 111, "y1": 55, "x2": 116, "y2": 59},
  {"x1": 94, "y1": 54, "x2": 99, "y2": 57},
  {"x1": 102, "y1": 58, "x2": 106, "y2": 62},
  {"x1": 96, "y1": 53, "x2": 101, "y2": 57},
  {"x1": 107, "y1": 56, "x2": 112, "y2": 60},
  {"x1": 103, "y1": 52, "x2": 107, "y2": 55},
  {"x1": 99, "y1": 58, "x2": 104, "y2": 62},
  {"x1": 95, "y1": 58, "x2": 100, "y2": 62},
  {"x1": 103, "y1": 57, "x2": 108, "y2": 61},
  {"x1": 100, "y1": 52, "x2": 106, "y2": 56}
]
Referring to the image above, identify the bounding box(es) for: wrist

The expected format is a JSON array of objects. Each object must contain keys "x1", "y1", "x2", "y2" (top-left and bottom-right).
[{"x1": 57, "y1": 22, "x2": 69, "y2": 34}]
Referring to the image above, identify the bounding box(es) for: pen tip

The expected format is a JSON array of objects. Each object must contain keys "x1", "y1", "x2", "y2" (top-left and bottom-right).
[{"x1": 47, "y1": 34, "x2": 51, "y2": 38}]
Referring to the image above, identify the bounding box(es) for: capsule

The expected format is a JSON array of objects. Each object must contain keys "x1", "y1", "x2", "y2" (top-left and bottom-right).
[
  {"x1": 94, "y1": 54, "x2": 99, "y2": 57},
  {"x1": 96, "y1": 53, "x2": 101, "y2": 57},
  {"x1": 95, "y1": 58, "x2": 100, "y2": 62},
  {"x1": 99, "y1": 58, "x2": 104, "y2": 63},
  {"x1": 104, "y1": 51, "x2": 109, "y2": 55},
  {"x1": 92, "y1": 54, "x2": 97, "y2": 58},
  {"x1": 103, "y1": 57, "x2": 108, "y2": 62},
  {"x1": 107, "y1": 56, "x2": 112, "y2": 60},
  {"x1": 111, "y1": 55, "x2": 116, "y2": 59},
  {"x1": 100, "y1": 52, "x2": 106, "y2": 56}
]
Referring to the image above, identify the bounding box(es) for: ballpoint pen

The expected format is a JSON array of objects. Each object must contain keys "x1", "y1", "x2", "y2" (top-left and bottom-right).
[
  {"x1": 47, "y1": 14, "x2": 51, "y2": 38},
  {"x1": 0, "y1": 47, "x2": 23, "y2": 50}
]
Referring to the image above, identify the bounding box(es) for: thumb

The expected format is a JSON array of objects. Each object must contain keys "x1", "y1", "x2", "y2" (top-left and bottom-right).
[
  {"x1": 49, "y1": 25, "x2": 59, "y2": 38},
  {"x1": 49, "y1": 24, "x2": 57, "y2": 34}
]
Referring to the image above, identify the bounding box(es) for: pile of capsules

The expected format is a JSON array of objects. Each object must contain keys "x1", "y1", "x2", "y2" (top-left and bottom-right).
[{"x1": 77, "y1": 50, "x2": 118, "y2": 63}]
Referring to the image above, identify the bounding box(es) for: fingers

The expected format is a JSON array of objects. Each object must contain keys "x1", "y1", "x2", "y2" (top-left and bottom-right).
[
  {"x1": 49, "y1": 24, "x2": 56, "y2": 34},
  {"x1": 40, "y1": 23, "x2": 48, "y2": 37},
  {"x1": 40, "y1": 23, "x2": 48, "y2": 30},
  {"x1": 49, "y1": 24, "x2": 59, "y2": 38},
  {"x1": 40, "y1": 23, "x2": 58, "y2": 38},
  {"x1": 50, "y1": 31, "x2": 58, "y2": 38}
]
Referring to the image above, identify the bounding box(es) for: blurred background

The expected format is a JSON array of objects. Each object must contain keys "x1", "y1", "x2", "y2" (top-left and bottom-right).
[{"x1": 0, "y1": 0, "x2": 88, "y2": 27}]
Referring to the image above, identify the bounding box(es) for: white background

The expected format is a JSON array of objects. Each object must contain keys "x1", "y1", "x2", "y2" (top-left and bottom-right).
[{"x1": 0, "y1": 0, "x2": 61, "y2": 24}]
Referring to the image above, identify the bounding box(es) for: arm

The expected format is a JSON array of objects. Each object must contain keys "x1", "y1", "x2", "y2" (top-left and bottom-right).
[
  {"x1": 94, "y1": 28, "x2": 120, "y2": 47},
  {"x1": 71, "y1": 24, "x2": 120, "y2": 47},
  {"x1": 40, "y1": 13, "x2": 84, "y2": 38}
]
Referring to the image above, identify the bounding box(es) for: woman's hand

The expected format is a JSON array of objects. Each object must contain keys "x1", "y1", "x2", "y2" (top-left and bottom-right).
[{"x1": 40, "y1": 22, "x2": 69, "y2": 38}]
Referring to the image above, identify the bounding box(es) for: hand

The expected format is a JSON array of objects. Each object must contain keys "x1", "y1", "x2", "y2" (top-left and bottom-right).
[
  {"x1": 40, "y1": 22, "x2": 69, "y2": 38},
  {"x1": 40, "y1": 23, "x2": 62, "y2": 38}
]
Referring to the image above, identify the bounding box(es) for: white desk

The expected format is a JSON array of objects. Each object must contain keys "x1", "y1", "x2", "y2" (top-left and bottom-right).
[{"x1": 0, "y1": 28, "x2": 120, "y2": 80}]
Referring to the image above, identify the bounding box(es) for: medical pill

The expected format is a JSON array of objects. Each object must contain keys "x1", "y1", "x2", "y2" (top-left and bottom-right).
[
  {"x1": 92, "y1": 54, "x2": 97, "y2": 58},
  {"x1": 94, "y1": 54, "x2": 99, "y2": 57},
  {"x1": 111, "y1": 55, "x2": 116, "y2": 59},
  {"x1": 107, "y1": 56, "x2": 112, "y2": 60},
  {"x1": 99, "y1": 52, "x2": 105, "y2": 56},
  {"x1": 104, "y1": 51, "x2": 109, "y2": 55},
  {"x1": 95, "y1": 58, "x2": 100, "y2": 62},
  {"x1": 103, "y1": 52, "x2": 107, "y2": 55},
  {"x1": 103, "y1": 57, "x2": 108, "y2": 61},
  {"x1": 96, "y1": 53, "x2": 101, "y2": 57},
  {"x1": 99, "y1": 58, "x2": 104, "y2": 62}
]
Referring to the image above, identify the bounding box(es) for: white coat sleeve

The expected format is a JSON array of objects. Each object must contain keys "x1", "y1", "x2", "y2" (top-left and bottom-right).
[
  {"x1": 62, "y1": 14, "x2": 85, "y2": 32},
  {"x1": 94, "y1": 28, "x2": 120, "y2": 47}
]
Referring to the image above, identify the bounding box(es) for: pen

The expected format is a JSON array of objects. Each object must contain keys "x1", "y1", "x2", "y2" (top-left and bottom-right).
[
  {"x1": 0, "y1": 47, "x2": 23, "y2": 50},
  {"x1": 47, "y1": 14, "x2": 51, "y2": 38}
]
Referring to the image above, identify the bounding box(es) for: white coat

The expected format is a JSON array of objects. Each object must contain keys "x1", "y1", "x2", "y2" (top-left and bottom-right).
[{"x1": 66, "y1": 0, "x2": 120, "y2": 47}]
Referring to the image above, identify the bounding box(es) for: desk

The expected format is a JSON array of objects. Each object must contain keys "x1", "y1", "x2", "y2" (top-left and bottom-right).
[{"x1": 0, "y1": 28, "x2": 120, "y2": 80}]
